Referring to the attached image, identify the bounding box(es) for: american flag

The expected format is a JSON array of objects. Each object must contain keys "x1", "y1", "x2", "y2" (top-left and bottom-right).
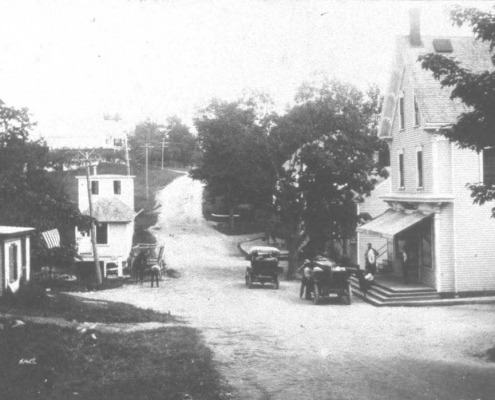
[{"x1": 41, "y1": 229, "x2": 60, "y2": 249}]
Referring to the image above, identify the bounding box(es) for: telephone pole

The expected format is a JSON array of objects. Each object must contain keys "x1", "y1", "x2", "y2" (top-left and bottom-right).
[
  {"x1": 125, "y1": 131, "x2": 131, "y2": 175},
  {"x1": 79, "y1": 150, "x2": 103, "y2": 285},
  {"x1": 161, "y1": 137, "x2": 170, "y2": 170},
  {"x1": 141, "y1": 144, "x2": 154, "y2": 201}
]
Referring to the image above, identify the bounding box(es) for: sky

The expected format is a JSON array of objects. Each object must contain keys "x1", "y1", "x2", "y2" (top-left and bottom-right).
[{"x1": 0, "y1": 0, "x2": 492, "y2": 145}]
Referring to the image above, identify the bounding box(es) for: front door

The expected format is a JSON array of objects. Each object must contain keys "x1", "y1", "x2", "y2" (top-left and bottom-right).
[{"x1": 394, "y1": 217, "x2": 435, "y2": 287}]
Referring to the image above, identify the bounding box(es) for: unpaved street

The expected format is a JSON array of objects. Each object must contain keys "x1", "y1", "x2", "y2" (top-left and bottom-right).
[{"x1": 81, "y1": 175, "x2": 495, "y2": 400}]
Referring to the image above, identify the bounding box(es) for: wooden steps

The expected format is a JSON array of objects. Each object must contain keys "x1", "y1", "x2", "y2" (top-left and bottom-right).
[{"x1": 349, "y1": 276, "x2": 442, "y2": 306}]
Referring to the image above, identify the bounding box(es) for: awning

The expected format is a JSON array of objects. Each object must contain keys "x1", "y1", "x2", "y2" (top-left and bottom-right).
[{"x1": 356, "y1": 209, "x2": 431, "y2": 239}]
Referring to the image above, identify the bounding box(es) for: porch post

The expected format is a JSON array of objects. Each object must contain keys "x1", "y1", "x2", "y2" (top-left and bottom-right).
[
  {"x1": 434, "y1": 209, "x2": 441, "y2": 292},
  {"x1": 25, "y1": 235, "x2": 31, "y2": 282}
]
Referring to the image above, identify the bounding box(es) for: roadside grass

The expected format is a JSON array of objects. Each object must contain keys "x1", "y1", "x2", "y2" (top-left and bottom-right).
[
  {"x1": 0, "y1": 287, "x2": 175, "y2": 324},
  {"x1": 0, "y1": 323, "x2": 229, "y2": 400}
]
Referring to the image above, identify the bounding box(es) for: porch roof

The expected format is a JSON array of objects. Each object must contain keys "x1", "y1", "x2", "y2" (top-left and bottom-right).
[
  {"x1": 356, "y1": 209, "x2": 431, "y2": 239},
  {"x1": 0, "y1": 226, "x2": 35, "y2": 239}
]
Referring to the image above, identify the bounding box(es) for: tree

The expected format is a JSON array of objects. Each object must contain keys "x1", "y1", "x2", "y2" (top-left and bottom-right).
[
  {"x1": 165, "y1": 116, "x2": 197, "y2": 166},
  {"x1": 128, "y1": 121, "x2": 166, "y2": 168},
  {"x1": 192, "y1": 97, "x2": 276, "y2": 230},
  {"x1": 0, "y1": 100, "x2": 92, "y2": 273},
  {"x1": 419, "y1": 5, "x2": 495, "y2": 215},
  {"x1": 268, "y1": 80, "x2": 383, "y2": 277}
]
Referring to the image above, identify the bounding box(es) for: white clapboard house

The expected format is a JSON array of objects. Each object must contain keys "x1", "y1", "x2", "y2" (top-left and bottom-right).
[
  {"x1": 357, "y1": 10, "x2": 495, "y2": 296},
  {"x1": 75, "y1": 170, "x2": 135, "y2": 277}
]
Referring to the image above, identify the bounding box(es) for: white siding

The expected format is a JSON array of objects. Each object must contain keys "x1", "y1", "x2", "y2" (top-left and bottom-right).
[
  {"x1": 452, "y1": 147, "x2": 495, "y2": 292},
  {"x1": 436, "y1": 203, "x2": 455, "y2": 292},
  {"x1": 77, "y1": 175, "x2": 135, "y2": 212}
]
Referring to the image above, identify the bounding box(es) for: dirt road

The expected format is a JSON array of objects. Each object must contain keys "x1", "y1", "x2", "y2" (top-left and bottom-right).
[{"x1": 81, "y1": 175, "x2": 495, "y2": 400}]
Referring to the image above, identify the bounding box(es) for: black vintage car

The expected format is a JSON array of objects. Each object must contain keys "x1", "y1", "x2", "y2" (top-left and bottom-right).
[
  {"x1": 307, "y1": 257, "x2": 353, "y2": 305},
  {"x1": 245, "y1": 246, "x2": 282, "y2": 289}
]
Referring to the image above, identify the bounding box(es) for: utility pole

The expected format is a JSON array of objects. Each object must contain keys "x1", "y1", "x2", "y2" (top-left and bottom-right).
[
  {"x1": 161, "y1": 137, "x2": 170, "y2": 170},
  {"x1": 125, "y1": 131, "x2": 131, "y2": 175},
  {"x1": 141, "y1": 144, "x2": 154, "y2": 201},
  {"x1": 79, "y1": 150, "x2": 103, "y2": 285}
]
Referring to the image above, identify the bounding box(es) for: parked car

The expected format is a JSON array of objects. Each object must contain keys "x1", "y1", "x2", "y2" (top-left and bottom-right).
[{"x1": 246, "y1": 246, "x2": 282, "y2": 289}]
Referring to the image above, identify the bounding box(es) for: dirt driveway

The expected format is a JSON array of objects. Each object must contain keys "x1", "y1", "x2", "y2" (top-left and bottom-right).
[{"x1": 80, "y1": 175, "x2": 495, "y2": 400}]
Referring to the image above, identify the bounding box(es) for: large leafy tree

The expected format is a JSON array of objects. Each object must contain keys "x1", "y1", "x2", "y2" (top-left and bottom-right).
[
  {"x1": 0, "y1": 100, "x2": 91, "y2": 270},
  {"x1": 419, "y1": 5, "x2": 495, "y2": 214},
  {"x1": 165, "y1": 116, "x2": 197, "y2": 166},
  {"x1": 192, "y1": 97, "x2": 276, "y2": 230},
  {"x1": 268, "y1": 80, "x2": 383, "y2": 277},
  {"x1": 128, "y1": 121, "x2": 165, "y2": 168}
]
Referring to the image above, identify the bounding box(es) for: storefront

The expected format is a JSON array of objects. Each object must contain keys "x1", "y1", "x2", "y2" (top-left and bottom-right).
[{"x1": 357, "y1": 209, "x2": 434, "y2": 287}]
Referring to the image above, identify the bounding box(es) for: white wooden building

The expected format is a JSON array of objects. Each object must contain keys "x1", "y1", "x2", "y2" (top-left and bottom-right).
[
  {"x1": 0, "y1": 226, "x2": 34, "y2": 296},
  {"x1": 75, "y1": 173, "x2": 135, "y2": 277},
  {"x1": 357, "y1": 11, "x2": 495, "y2": 295}
]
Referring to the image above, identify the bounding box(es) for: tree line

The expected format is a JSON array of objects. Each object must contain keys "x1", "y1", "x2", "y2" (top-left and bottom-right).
[{"x1": 191, "y1": 80, "x2": 387, "y2": 277}]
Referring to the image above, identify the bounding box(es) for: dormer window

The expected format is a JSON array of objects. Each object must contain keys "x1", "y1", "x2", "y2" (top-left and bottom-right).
[
  {"x1": 414, "y1": 96, "x2": 421, "y2": 126},
  {"x1": 398, "y1": 93, "x2": 405, "y2": 130}
]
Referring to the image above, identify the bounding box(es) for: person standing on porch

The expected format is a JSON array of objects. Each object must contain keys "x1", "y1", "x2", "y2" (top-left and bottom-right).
[{"x1": 364, "y1": 243, "x2": 378, "y2": 275}]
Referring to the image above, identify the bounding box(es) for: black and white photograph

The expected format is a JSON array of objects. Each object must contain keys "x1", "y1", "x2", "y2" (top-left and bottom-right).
[{"x1": 0, "y1": 1, "x2": 494, "y2": 399}]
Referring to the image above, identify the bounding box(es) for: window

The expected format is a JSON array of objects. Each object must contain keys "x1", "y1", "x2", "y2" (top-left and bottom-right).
[
  {"x1": 398, "y1": 150, "x2": 405, "y2": 189},
  {"x1": 113, "y1": 138, "x2": 123, "y2": 147},
  {"x1": 483, "y1": 148, "x2": 495, "y2": 185},
  {"x1": 9, "y1": 243, "x2": 18, "y2": 282},
  {"x1": 414, "y1": 96, "x2": 421, "y2": 126},
  {"x1": 113, "y1": 180, "x2": 121, "y2": 195},
  {"x1": 416, "y1": 149, "x2": 423, "y2": 188},
  {"x1": 398, "y1": 95, "x2": 405, "y2": 130},
  {"x1": 91, "y1": 181, "x2": 99, "y2": 195},
  {"x1": 96, "y1": 223, "x2": 108, "y2": 245}
]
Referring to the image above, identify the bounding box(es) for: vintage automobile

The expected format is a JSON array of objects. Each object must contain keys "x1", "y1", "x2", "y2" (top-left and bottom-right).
[
  {"x1": 245, "y1": 246, "x2": 282, "y2": 289},
  {"x1": 307, "y1": 256, "x2": 353, "y2": 305}
]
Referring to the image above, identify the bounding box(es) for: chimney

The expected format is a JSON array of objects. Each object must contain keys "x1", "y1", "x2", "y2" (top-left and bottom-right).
[
  {"x1": 409, "y1": 8, "x2": 421, "y2": 46},
  {"x1": 92, "y1": 165, "x2": 98, "y2": 176}
]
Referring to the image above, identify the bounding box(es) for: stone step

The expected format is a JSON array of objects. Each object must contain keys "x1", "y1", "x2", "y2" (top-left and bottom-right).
[
  {"x1": 350, "y1": 279, "x2": 438, "y2": 299},
  {"x1": 349, "y1": 276, "x2": 441, "y2": 306}
]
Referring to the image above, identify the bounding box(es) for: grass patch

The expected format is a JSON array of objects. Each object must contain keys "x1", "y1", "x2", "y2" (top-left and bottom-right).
[
  {"x1": 0, "y1": 323, "x2": 230, "y2": 400},
  {"x1": 0, "y1": 289, "x2": 175, "y2": 324},
  {"x1": 39, "y1": 275, "x2": 128, "y2": 293}
]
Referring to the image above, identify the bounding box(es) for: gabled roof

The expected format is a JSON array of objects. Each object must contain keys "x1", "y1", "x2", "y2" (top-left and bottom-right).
[
  {"x1": 379, "y1": 35, "x2": 493, "y2": 138},
  {"x1": 83, "y1": 198, "x2": 134, "y2": 222}
]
